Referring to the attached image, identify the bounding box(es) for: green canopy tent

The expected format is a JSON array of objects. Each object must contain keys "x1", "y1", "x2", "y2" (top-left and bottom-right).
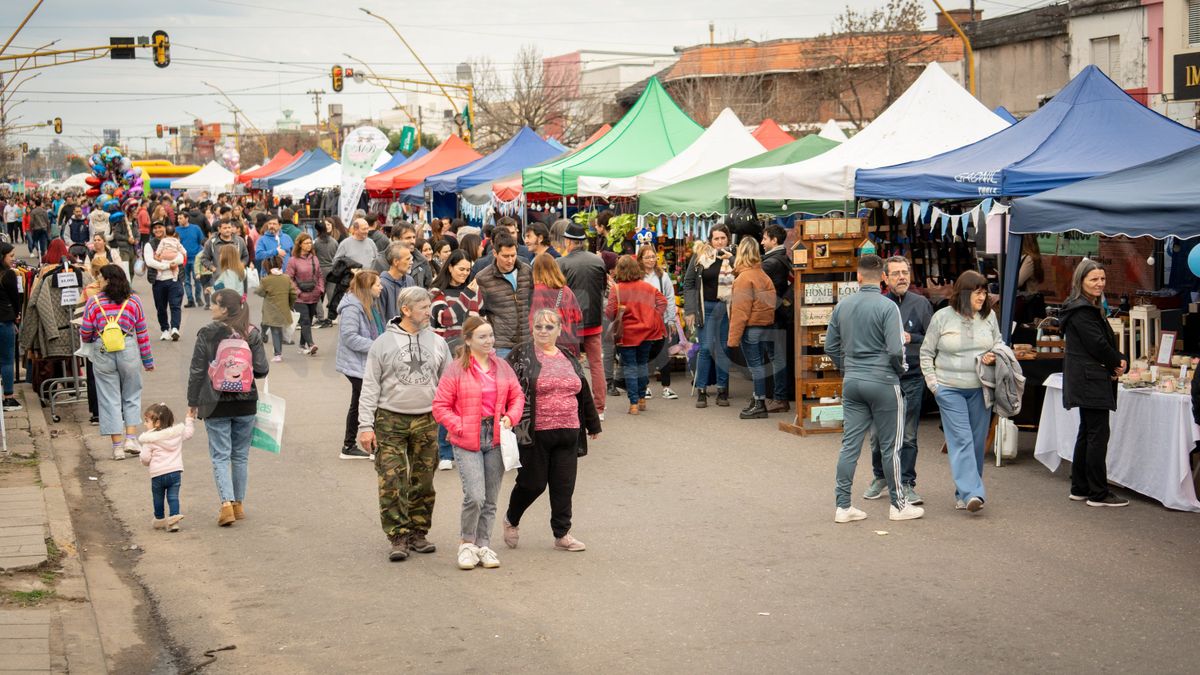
[
  {"x1": 638, "y1": 134, "x2": 842, "y2": 217},
  {"x1": 522, "y1": 78, "x2": 703, "y2": 195}
]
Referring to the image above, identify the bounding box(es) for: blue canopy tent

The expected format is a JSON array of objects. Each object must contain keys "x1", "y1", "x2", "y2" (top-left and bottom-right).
[
  {"x1": 993, "y1": 106, "x2": 1019, "y2": 124},
  {"x1": 425, "y1": 127, "x2": 562, "y2": 194},
  {"x1": 252, "y1": 149, "x2": 336, "y2": 190},
  {"x1": 545, "y1": 137, "x2": 569, "y2": 153},
  {"x1": 373, "y1": 146, "x2": 428, "y2": 173},
  {"x1": 855, "y1": 66, "x2": 1200, "y2": 200},
  {"x1": 1000, "y1": 145, "x2": 1200, "y2": 340}
]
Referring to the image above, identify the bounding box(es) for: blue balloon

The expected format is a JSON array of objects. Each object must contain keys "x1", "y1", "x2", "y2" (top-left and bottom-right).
[
  {"x1": 1189, "y1": 243, "x2": 1200, "y2": 278},
  {"x1": 108, "y1": 211, "x2": 125, "y2": 224},
  {"x1": 103, "y1": 199, "x2": 120, "y2": 213}
]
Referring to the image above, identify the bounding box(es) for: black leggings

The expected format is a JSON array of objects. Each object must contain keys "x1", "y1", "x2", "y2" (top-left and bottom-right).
[
  {"x1": 506, "y1": 428, "x2": 579, "y2": 538},
  {"x1": 344, "y1": 375, "x2": 362, "y2": 450}
]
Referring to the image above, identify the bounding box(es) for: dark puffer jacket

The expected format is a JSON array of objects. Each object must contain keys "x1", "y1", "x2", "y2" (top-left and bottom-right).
[
  {"x1": 506, "y1": 342, "x2": 602, "y2": 456},
  {"x1": 187, "y1": 321, "x2": 270, "y2": 419},
  {"x1": 1059, "y1": 296, "x2": 1123, "y2": 411},
  {"x1": 476, "y1": 259, "x2": 533, "y2": 350}
]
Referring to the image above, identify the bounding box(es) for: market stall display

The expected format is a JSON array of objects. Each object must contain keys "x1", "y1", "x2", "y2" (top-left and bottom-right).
[
  {"x1": 365, "y1": 135, "x2": 482, "y2": 195},
  {"x1": 170, "y1": 160, "x2": 236, "y2": 194}
]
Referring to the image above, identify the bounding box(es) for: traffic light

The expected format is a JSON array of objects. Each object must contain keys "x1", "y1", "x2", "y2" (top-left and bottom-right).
[
  {"x1": 331, "y1": 65, "x2": 344, "y2": 92},
  {"x1": 156, "y1": 124, "x2": 163, "y2": 138},
  {"x1": 53, "y1": 117, "x2": 62, "y2": 134},
  {"x1": 152, "y1": 30, "x2": 170, "y2": 68}
]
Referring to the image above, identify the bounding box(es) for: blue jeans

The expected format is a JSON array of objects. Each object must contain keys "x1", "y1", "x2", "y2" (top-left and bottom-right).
[
  {"x1": 761, "y1": 323, "x2": 790, "y2": 401},
  {"x1": 0, "y1": 321, "x2": 15, "y2": 396},
  {"x1": 89, "y1": 346, "x2": 143, "y2": 436},
  {"x1": 935, "y1": 386, "x2": 990, "y2": 502},
  {"x1": 618, "y1": 342, "x2": 653, "y2": 404},
  {"x1": 452, "y1": 417, "x2": 503, "y2": 547},
  {"x1": 437, "y1": 424, "x2": 453, "y2": 462},
  {"x1": 871, "y1": 376, "x2": 926, "y2": 486},
  {"x1": 205, "y1": 414, "x2": 255, "y2": 503},
  {"x1": 28, "y1": 230, "x2": 49, "y2": 259},
  {"x1": 151, "y1": 470, "x2": 182, "y2": 519},
  {"x1": 180, "y1": 260, "x2": 203, "y2": 304},
  {"x1": 268, "y1": 326, "x2": 283, "y2": 356},
  {"x1": 740, "y1": 326, "x2": 770, "y2": 400},
  {"x1": 152, "y1": 279, "x2": 183, "y2": 332},
  {"x1": 695, "y1": 301, "x2": 729, "y2": 390}
]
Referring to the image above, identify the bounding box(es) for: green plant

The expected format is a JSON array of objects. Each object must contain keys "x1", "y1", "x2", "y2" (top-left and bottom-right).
[
  {"x1": 7, "y1": 590, "x2": 55, "y2": 606},
  {"x1": 606, "y1": 214, "x2": 638, "y2": 249}
]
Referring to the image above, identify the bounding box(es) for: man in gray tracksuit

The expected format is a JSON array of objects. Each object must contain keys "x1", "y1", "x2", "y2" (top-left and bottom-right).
[{"x1": 824, "y1": 255, "x2": 924, "y2": 523}]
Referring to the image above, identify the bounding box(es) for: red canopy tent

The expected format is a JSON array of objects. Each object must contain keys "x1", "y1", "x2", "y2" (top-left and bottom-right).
[
  {"x1": 492, "y1": 124, "x2": 612, "y2": 201},
  {"x1": 751, "y1": 119, "x2": 794, "y2": 150},
  {"x1": 365, "y1": 135, "x2": 482, "y2": 195},
  {"x1": 236, "y1": 150, "x2": 295, "y2": 185}
]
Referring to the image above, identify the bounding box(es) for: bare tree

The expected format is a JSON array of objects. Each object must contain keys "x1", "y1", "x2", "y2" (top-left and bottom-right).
[
  {"x1": 665, "y1": 47, "x2": 773, "y2": 126},
  {"x1": 812, "y1": 0, "x2": 936, "y2": 130},
  {"x1": 468, "y1": 45, "x2": 600, "y2": 152}
]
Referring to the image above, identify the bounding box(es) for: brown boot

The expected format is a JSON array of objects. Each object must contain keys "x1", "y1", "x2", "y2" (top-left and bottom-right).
[
  {"x1": 218, "y1": 502, "x2": 236, "y2": 527},
  {"x1": 388, "y1": 535, "x2": 409, "y2": 562},
  {"x1": 231, "y1": 501, "x2": 245, "y2": 520},
  {"x1": 766, "y1": 399, "x2": 790, "y2": 413},
  {"x1": 637, "y1": 399, "x2": 646, "y2": 411},
  {"x1": 628, "y1": 404, "x2": 639, "y2": 415},
  {"x1": 409, "y1": 532, "x2": 436, "y2": 554}
]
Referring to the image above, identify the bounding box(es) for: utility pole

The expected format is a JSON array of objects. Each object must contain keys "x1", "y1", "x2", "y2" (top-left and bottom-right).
[{"x1": 306, "y1": 89, "x2": 325, "y2": 149}]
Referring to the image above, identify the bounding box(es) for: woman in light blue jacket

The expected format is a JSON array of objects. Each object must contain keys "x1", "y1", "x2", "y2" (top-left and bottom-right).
[{"x1": 335, "y1": 270, "x2": 383, "y2": 460}]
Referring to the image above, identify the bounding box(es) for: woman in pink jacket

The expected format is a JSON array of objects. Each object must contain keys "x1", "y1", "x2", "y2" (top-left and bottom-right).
[{"x1": 433, "y1": 316, "x2": 525, "y2": 571}]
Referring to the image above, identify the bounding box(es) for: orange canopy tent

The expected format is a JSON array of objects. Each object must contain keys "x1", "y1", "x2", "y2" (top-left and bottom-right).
[
  {"x1": 751, "y1": 119, "x2": 794, "y2": 151},
  {"x1": 236, "y1": 150, "x2": 295, "y2": 185},
  {"x1": 365, "y1": 135, "x2": 482, "y2": 195},
  {"x1": 491, "y1": 124, "x2": 612, "y2": 201}
]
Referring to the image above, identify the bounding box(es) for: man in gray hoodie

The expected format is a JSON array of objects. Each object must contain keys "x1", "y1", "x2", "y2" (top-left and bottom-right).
[
  {"x1": 824, "y1": 255, "x2": 924, "y2": 524},
  {"x1": 358, "y1": 287, "x2": 451, "y2": 562}
]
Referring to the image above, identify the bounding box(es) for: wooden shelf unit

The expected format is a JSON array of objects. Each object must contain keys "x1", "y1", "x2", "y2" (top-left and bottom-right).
[{"x1": 779, "y1": 218, "x2": 865, "y2": 437}]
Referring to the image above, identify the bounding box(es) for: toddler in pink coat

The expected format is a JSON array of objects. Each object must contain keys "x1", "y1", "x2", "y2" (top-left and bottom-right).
[{"x1": 138, "y1": 403, "x2": 194, "y2": 532}]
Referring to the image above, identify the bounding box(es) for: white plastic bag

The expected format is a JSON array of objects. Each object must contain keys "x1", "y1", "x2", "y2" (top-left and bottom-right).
[
  {"x1": 133, "y1": 258, "x2": 146, "y2": 277},
  {"x1": 282, "y1": 310, "x2": 300, "y2": 344},
  {"x1": 251, "y1": 379, "x2": 286, "y2": 454},
  {"x1": 994, "y1": 417, "x2": 1018, "y2": 460},
  {"x1": 500, "y1": 426, "x2": 521, "y2": 471},
  {"x1": 245, "y1": 265, "x2": 260, "y2": 292}
]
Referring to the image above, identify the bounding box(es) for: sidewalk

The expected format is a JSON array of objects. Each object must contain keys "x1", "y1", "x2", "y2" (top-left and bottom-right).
[{"x1": 0, "y1": 386, "x2": 105, "y2": 674}]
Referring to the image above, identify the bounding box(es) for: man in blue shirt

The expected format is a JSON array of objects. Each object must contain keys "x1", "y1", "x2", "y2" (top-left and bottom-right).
[
  {"x1": 254, "y1": 213, "x2": 293, "y2": 275},
  {"x1": 176, "y1": 210, "x2": 208, "y2": 307}
]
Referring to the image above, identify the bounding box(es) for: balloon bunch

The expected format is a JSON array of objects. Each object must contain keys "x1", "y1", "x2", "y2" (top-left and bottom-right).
[
  {"x1": 82, "y1": 144, "x2": 144, "y2": 225},
  {"x1": 220, "y1": 138, "x2": 240, "y2": 174}
]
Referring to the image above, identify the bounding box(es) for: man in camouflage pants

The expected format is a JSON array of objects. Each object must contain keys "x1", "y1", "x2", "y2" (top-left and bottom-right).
[{"x1": 358, "y1": 287, "x2": 451, "y2": 561}]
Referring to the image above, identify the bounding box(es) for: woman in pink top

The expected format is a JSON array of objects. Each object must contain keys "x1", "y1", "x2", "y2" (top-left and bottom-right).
[
  {"x1": 137, "y1": 403, "x2": 195, "y2": 533},
  {"x1": 502, "y1": 308, "x2": 602, "y2": 553},
  {"x1": 432, "y1": 316, "x2": 524, "y2": 570}
]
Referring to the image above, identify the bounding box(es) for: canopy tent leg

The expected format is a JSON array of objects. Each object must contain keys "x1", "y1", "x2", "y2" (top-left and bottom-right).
[{"x1": 999, "y1": 225, "x2": 1023, "y2": 344}]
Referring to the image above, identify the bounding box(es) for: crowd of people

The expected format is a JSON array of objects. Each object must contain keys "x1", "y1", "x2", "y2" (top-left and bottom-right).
[{"x1": 0, "y1": 186, "x2": 1151, "y2": 569}]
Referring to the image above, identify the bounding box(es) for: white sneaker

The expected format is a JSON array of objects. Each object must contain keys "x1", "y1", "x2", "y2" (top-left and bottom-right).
[
  {"x1": 123, "y1": 437, "x2": 141, "y2": 455},
  {"x1": 889, "y1": 504, "x2": 925, "y2": 521},
  {"x1": 457, "y1": 543, "x2": 479, "y2": 570},
  {"x1": 660, "y1": 387, "x2": 679, "y2": 399},
  {"x1": 159, "y1": 330, "x2": 171, "y2": 341},
  {"x1": 834, "y1": 506, "x2": 867, "y2": 523},
  {"x1": 170, "y1": 328, "x2": 180, "y2": 341},
  {"x1": 112, "y1": 448, "x2": 125, "y2": 460},
  {"x1": 437, "y1": 459, "x2": 453, "y2": 471},
  {"x1": 598, "y1": 412, "x2": 605, "y2": 421},
  {"x1": 298, "y1": 346, "x2": 310, "y2": 355},
  {"x1": 477, "y1": 546, "x2": 500, "y2": 569},
  {"x1": 643, "y1": 387, "x2": 653, "y2": 399}
]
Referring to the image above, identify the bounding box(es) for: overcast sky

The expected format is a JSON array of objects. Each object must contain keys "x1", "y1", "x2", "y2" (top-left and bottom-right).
[{"x1": 3, "y1": 0, "x2": 1026, "y2": 156}]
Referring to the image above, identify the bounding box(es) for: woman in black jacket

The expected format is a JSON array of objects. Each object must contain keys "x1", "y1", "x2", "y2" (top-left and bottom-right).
[
  {"x1": 0, "y1": 242, "x2": 21, "y2": 411},
  {"x1": 187, "y1": 289, "x2": 270, "y2": 526},
  {"x1": 1059, "y1": 259, "x2": 1127, "y2": 508},
  {"x1": 503, "y1": 308, "x2": 602, "y2": 552}
]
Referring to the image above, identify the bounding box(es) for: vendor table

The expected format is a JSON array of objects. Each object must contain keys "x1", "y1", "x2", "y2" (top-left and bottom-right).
[{"x1": 1034, "y1": 373, "x2": 1200, "y2": 512}]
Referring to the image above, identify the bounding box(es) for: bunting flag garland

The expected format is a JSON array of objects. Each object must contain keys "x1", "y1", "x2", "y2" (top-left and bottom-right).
[
  {"x1": 980, "y1": 198, "x2": 994, "y2": 219},
  {"x1": 930, "y1": 206, "x2": 943, "y2": 225},
  {"x1": 918, "y1": 200, "x2": 931, "y2": 223},
  {"x1": 655, "y1": 215, "x2": 664, "y2": 238},
  {"x1": 899, "y1": 200, "x2": 910, "y2": 223},
  {"x1": 940, "y1": 212, "x2": 950, "y2": 236}
]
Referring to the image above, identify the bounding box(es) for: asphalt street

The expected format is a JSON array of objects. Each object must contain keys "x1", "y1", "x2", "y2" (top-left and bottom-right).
[{"x1": 73, "y1": 281, "x2": 1200, "y2": 674}]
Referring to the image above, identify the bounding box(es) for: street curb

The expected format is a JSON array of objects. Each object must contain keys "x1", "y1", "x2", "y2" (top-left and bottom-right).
[{"x1": 27, "y1": 384, "x2": 109, "y2": 674}]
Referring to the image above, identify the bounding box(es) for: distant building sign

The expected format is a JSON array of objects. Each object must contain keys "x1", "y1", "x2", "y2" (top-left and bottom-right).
[{"x1": 1174, "y1": 52, "x2": 1200, "y2": 102}]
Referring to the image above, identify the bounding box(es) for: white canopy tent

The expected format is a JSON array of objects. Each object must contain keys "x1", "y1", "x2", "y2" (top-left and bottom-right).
[
  {"x1": 578, "y1": 108, "x2": 765, "y2": 197},
  {"x1": 58, "y1": 172, "x2": 91, "y2": 191},
  {"x1": 817, "y1": 119, "x2": 849, "y2": 142},
  {"x1": 728, "y1": 63, "x2": 1010, "y2": 201},
  {"x1": 171, "y1": 161, "x2": 236, "y2": 194},
  {"x1": 274, "y1": 151, "x2": 393, "y2": 200}
]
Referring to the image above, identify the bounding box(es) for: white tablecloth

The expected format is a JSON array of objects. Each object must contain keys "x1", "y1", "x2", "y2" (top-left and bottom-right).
[{"x1": 1034, "y1": 373, "x2": 1200, "y2": 512}]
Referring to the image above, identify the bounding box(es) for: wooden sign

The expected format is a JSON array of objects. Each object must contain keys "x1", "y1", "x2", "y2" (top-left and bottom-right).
[
  {"x1": 800, "y1": 378, "x2": 843, "y2": 399},
  {"x1": 801, "y1": 217, "x2": 867, "y2": 241},
  {"x1": 837, "y1": 281, "x2": 861, "y2": 299},
  {"x1": 803, "y1": 282, "x2": 835, "y2": 305},
  {"x1": 804, "y1": 220, "x2": 820, "y2": 238},
  {"x1": 811, "y1": 240, "x2": 857, "y2": 270},
  {"x1": 799, "y1": 305, "x2": 833, "y2": 326},
  {"x1": 802, "y1": 330, "x2": 828, "y2": 348},
  {"x1": 791, "y1": 247, "x2": 808, "y2": 268}
]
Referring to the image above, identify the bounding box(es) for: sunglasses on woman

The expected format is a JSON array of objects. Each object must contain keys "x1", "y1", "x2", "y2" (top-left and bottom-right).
[{"x1": 533, "y1": 323, "x2": 558, "y2": 332}]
